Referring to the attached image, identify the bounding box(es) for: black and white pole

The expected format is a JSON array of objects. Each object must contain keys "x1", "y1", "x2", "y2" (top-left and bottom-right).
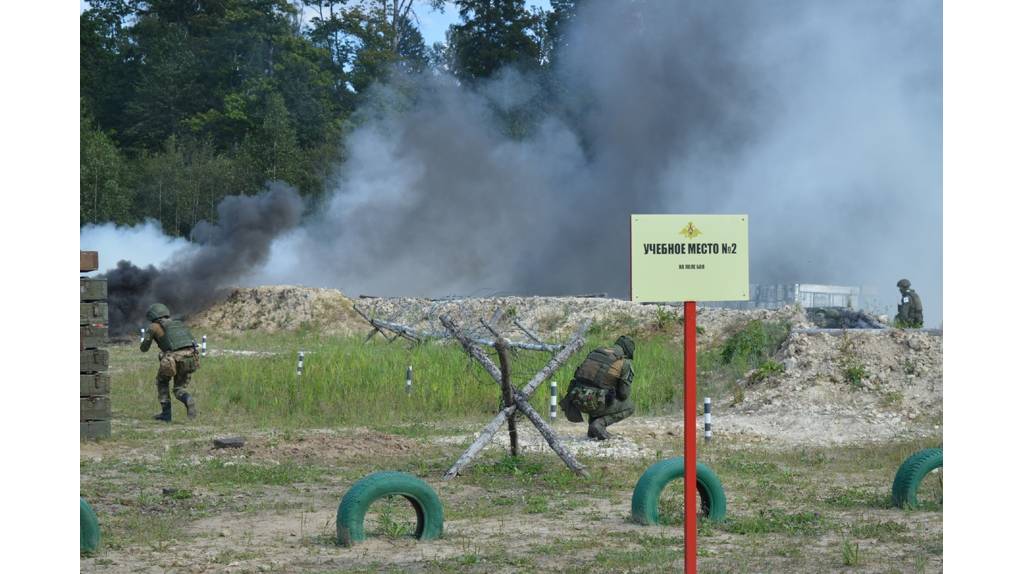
[
  {"x1": 201, "y1": 335, "x2": 207, "y2": 357},
  {"x1": 139, "y1": 328, "x2": 145, "y2": 344},
  {"x1": 703, "y1": 397, "x2": 712, "y2": 443},
  {"x1": 550, "y1": 381, "x2": 558, "y2": 422},
  {"x1": 406, "y1": 365, "x2": 413, "y2": 394},
  {"x1": 296, "y1": 351, "x2": 305, "y2": 376}
]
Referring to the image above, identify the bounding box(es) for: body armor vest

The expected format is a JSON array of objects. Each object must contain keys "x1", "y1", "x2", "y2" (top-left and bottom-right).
[
  {"x1": 155, "y1": 318, "x2": 194, "y2": 352},
  {"x1": 573, "y1": 347, "x2": 625, "y2": 390}
]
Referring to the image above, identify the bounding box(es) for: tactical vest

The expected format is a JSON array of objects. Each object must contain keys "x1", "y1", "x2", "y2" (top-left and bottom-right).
[
  {"x1": 155, "y1": 318, "x2": 194, "y2": 352},
  {"x1": 574, "y1": 347, "x2": 626, "y2": 391}
]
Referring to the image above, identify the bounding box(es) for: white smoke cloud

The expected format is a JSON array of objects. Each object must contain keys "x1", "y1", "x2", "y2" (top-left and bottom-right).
[{"x1": 79, "y1": 220, "x2": 193, "y2": 275}]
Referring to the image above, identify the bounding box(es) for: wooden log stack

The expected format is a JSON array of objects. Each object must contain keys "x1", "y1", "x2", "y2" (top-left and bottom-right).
[{"x1": 81, "y1": 251, "x2": 111, "y2": 440}]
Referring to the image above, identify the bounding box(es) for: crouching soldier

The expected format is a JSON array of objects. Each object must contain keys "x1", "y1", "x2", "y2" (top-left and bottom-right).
[
  {"x1": 560, "y1": 335, "x2": 636, "y2": 440},
  {"x1": 141, "y1": 303, "x2": 200, "y2": 422}
]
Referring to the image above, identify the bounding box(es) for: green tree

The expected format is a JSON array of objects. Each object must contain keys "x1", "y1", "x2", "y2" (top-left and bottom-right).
[
  {"x1": 306, "y1": 1, "x2": 437, "y2": 94},
  {"x1": 132, "y1": 136, "x2": 187, "y2": 236},
  {"x1": 448, "y1": 0, "x2": 544, "y2": 82},
  {"x1": 81, "y1": 106, "x2": 133, "y2": 225},
  {"x1": 541, "y1": 0, "x2": 582, "y2": 68},
  {"x1": 80, "y1": 0, "x2": 137, "y2": 134},
  {"x1": 79, "y1": 0, "x2": 440, "y2": 231},
  {"x1": 345, "y1": 5, "x2": 428, "y2": 93},
  {"x1": 243, "y1": 91, "x2": 304, "y2": 185}
]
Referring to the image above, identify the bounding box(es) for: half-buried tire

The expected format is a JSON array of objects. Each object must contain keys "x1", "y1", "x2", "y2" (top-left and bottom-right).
[
  {"x1": 631, "y1": 457, "x2": 727, "y2": 524},
  {"x1": 336, "y1": 471, "x2": 444, "y2": 546},
  {"x1": 80, "y1": 497, "x2": 100, "y2": 553},
  {"x1": 891, "y1": 447, "x2": 942, "y2": 510}
]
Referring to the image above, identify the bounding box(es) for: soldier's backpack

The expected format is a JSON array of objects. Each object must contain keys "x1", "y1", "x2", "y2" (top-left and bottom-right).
[
  {"x1": 155, "y1": 318, "x2": 195, "y2": 352},
  {"x1": 573, "y1": 347, "x2": 626, "y2": 391}
]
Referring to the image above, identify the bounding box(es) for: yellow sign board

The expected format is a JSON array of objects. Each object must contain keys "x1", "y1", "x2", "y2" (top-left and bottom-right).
[{"x1": 630, "y1": 214, "x2": 750, "y2": 302}]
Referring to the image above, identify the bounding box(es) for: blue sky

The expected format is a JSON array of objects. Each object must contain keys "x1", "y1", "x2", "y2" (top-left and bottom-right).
[{"x1": 81, "y1": 1, "x2": 553, "y2": 46}]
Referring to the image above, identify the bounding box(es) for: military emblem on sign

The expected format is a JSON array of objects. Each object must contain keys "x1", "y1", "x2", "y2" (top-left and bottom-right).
[{"x1": 679, "y1": 222, "x2": 702, "y2": 238}]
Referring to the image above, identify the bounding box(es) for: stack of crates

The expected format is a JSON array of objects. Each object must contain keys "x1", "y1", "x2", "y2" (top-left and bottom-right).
[{"x1": 80, "y1": 251, "x2": 111, "y2": 439}]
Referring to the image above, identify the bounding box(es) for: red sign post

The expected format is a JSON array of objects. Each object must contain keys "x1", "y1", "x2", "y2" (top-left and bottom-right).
[
  {"x1": 630, "y1": 214, "x2": 749, "y2": 574},
  {"x1": 683, "y1": 301, "x2": 698, "y2": 573}
]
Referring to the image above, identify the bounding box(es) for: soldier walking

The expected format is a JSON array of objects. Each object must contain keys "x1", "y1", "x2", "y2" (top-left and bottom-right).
[
  {"x1": 895, "y1": 279, "x2": 924, "y2": 328},
  {"x1": 140, "y1": 303, "x2": 200, "y2": 422},
  {"x1": 560, "y1": 335, "x2": 636, "y2": 440}
]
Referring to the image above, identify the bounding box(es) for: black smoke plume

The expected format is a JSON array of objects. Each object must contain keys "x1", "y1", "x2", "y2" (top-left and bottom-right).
[{"x1": 103, "y1": 184, "x2": 304, "y2": 334}]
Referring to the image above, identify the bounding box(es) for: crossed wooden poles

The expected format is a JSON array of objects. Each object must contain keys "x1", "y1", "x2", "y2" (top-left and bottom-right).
[
  {"x1": 439, "y1": 314, "x2": 592, "y2": 480},
  {"x1": 353, "y1": 304, "x2": 564, "y2": 352}
]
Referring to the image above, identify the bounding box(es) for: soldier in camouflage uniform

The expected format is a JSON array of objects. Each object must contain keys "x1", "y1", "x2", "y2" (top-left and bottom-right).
[
  {"x1": 140, "y1": 303, "x2": 200, "y2": 422},
  {"x1": 895, "y1": 279, "x2": 924, "y2": 328},
  {"x1": 559, "y1": 335, "x2": 636, "y2": 440}
]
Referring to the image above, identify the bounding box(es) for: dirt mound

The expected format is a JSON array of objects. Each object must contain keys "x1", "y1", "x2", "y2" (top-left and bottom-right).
[
  {"x1": 189, "y1": 286, "x2": 812, "y2": 343},
  {"x1": 361, "y1": 295, "x2": 812, "y2": 345},
  {"x1": 727, "y1": 328, "x2": 943, "y2": 445},
  {"x1": 189, "y1": 285, "x2": 363, "y2": 333}
]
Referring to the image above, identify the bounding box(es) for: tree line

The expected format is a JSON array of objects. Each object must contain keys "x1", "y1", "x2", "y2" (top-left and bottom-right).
[{"x1": 81, "y1": 0, "x2": 581, "y2": 236}]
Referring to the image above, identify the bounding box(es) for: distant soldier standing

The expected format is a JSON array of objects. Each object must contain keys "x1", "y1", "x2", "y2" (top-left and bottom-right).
[
  {"x1": 140, "y1": 303, "x2": 200, "y2": 422},
  {"x1": 560, "y1": 335, "x2": 636, "y2": 440},
  {"x1": 895, "y1": 279, "x2": 924, "y2": 328}
]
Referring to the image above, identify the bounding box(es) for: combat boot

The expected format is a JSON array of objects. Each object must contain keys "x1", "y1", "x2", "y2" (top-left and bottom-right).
[
  {"x1": 178, "y1": 393, "x2": 197, "y2": 419},
  {"x1": 588, "y1": 418, "x2": 611, "y2": 441},
  {"x1": 153, "y1": 401, "x2": 172, "y2": 422}
]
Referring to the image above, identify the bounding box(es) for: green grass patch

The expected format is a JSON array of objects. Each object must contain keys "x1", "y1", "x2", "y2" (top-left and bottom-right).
[
  {"x1": 843, "y1": 362, "x2": 868, "y2": 388},
  {"x1": 195, "y1": 459, "x2": 325, "y2": 486},
  {"x1": 720, "y1": 509, "x2": 828, "y2": 535},
  {"x1": 824, "y1": 486, "x2": 890, "y2": 509},
  {"x1": 594, "y1": 547, "x2": 680, "y2": 569},
  {"x1": 841, "y1": 539, "x2": 861, "y2": 566},
  {"x1": 108, "y1": 328, "x2": 705, "y2": 428},
  {"x1": 720, "y1": 319, "x2": 791, "y2": 368},
  {"x1": 364, "y1": 495, "x2": 419, "y2": 539}
]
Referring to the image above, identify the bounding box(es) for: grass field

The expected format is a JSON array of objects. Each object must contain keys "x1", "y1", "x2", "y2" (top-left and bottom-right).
[
  {"x1": 83, "y1": 323, "x2": 942, "y2": 573},
  {"x1": 106, "y1": 321, "x2": 767, "y2": 429}
]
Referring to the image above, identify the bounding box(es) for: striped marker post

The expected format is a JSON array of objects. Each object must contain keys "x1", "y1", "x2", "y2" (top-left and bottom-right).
[
  {"x1": 549, "y1": 381, "x2": 558, "y2": 422},
  {"x1": 139, "y1": 328, "x2": 145, "y2": 344},
  {"x1": 201, "y1": 335, "x2": 207, "y2": 357},
  {"x1": 406, "y1": 365, "x2": 413, "y2": 394},
  {"x1": 704, "y1": 397, "x2": 712, "y2": 443},
  {"x1": 296, "y1": 351, "x2": 305, "y2": 376}
]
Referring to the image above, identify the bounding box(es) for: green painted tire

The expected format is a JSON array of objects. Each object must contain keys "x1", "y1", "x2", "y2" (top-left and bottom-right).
[
  {"x1": 631, "y1": 457, "x2": 727, "y2": 524},
  {"x1": 891, "y1": 447, "x2": 942, "y2": 509},
  {"x1": 80, "y1": 497, "x2": 100, "y2": 553},
  {"x1": 336, "y1": 471, "x2": 444, "y2": 546}
]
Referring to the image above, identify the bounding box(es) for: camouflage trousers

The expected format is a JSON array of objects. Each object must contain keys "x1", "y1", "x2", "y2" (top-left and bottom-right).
[
  {"x1": 156, "y1": 348, "x2": 199, "y2": 403},
  {"x1": 587, "y1": 402, "x2": 635, "y2": 439}
]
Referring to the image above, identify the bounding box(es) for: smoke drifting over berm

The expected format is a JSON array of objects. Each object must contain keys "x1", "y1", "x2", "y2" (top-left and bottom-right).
[
  {"x1": 102, "y1": 184, "x2": 303, "y2": 334},
  {"x1": 84, "y1": 0, "x2": 942, "y2": 329}
]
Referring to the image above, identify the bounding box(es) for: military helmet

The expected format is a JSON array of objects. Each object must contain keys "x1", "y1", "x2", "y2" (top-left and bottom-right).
[
  {"x1": 897, "y1": 279, "x2": 911, "y2": 289},
  {"x1": 615, "y1": 335, "x2": 635, "y2": 359},
  {"x1": 146, "y1": 303, "x2": 171, "y2": 322}
]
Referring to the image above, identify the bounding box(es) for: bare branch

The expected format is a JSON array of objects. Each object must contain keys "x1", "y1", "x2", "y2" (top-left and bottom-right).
[{"x1": 513, "y1": 318, "x2": 544, "y2": 345}]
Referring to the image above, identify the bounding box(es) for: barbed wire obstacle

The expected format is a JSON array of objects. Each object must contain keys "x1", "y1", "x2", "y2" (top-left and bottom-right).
[
  {"x1": 440, "y1": 315, "x2": 592, "y2": 480},
  {"x1": 352, "y1": 301, "x2": 565, "y2": 352}
]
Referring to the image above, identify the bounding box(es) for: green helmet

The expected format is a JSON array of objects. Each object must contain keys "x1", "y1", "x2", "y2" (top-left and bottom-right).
[
  {"x1": 146, "y1": 303, "x2": 171, "y2": 322},
  {"x1": 897, "y1": 279, "x2": 911, "y2": 289},
  {"x1": 615, "y1": 335, "x2": 635, "y2": 359}
]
